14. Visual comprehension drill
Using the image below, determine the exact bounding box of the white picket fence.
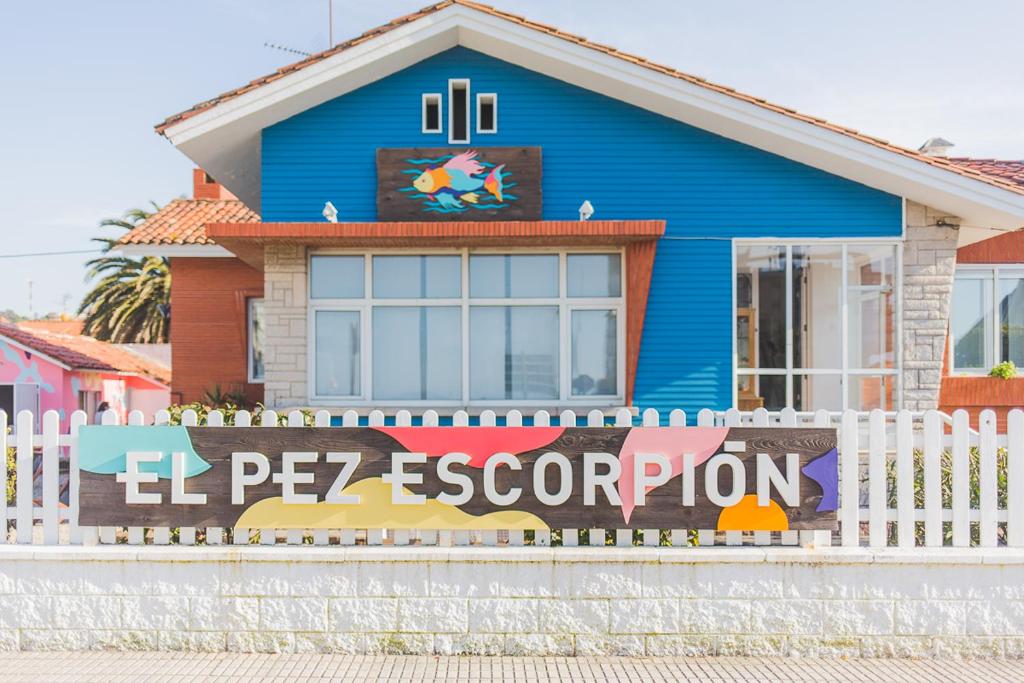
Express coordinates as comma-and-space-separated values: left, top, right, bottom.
1, 406, 1021, 549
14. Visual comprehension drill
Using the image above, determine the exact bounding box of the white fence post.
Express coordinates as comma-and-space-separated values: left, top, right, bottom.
41, 411, 60, 545
868, 409, 887, 548
952, 410, 970, 547
1010, 409, 1024, 547
259, 410, 278, 546
979, 409, 998, 548
923, 410, 942, 547
204, 410, 224, 546
840, 409, 859, 547
896, 410, 914, 549
232, 410, 252, 546
15, 411, 33, 544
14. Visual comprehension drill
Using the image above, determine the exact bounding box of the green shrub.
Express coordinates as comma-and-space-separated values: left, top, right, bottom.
989, 361, 1018, 379
164, 402, 317, 427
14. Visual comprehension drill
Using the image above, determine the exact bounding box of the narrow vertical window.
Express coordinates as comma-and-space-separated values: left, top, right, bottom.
448, 79, 469, 144
421, 93, 441, 134
248, 298, 265, 383
476, 93, 497, 133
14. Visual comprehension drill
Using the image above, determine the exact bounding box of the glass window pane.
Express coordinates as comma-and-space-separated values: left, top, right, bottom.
792, 245, 842, 369
567, 254, 622, 297
310, 256, 364, 299
749, 374, 786, 411
736, 245, 786, 369
315, 311, 360, 396
372, 307, 461, 400
373, 255, 460, 298
794, 373, 843, 412
470, 306, 558, 399
849, 289, 895, 369
571, 310, 618, 396
848, 245, 896, 289
1000, 275, 1024, 366
249, 299, 265, 382
848, 375, 895, 411
470, 255, 558, 298
952, 275, 992, 370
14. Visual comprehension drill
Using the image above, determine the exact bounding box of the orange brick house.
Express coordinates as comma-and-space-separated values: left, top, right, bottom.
119, 170, 262, 405
940, 159, 1024, 427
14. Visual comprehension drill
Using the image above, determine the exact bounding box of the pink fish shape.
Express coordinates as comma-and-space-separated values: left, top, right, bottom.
616, 427, 729, 524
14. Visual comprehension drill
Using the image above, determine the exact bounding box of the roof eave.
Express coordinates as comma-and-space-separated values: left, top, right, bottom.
159, 2, 1024, 231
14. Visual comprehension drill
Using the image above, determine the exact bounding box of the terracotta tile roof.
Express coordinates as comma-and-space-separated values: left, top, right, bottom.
0, 323, 171, 386
947, 158, 1024, 188
118, 198, 259, 247
155, 0, 1024, 198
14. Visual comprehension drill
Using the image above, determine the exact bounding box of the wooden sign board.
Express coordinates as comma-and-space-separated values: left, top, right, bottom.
78, 426, 838, 531
376, 147, 542, 221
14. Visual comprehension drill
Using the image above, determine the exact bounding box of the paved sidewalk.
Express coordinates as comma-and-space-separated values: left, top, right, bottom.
0, 653, 1021, 682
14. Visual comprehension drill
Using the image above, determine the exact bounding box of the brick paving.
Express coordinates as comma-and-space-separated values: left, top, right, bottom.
0, 653, 1021, 682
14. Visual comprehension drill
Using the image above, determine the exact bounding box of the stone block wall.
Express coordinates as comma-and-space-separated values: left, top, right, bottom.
902, 202, 959, 411
1, 546, 1024, 657
263, 245, 309, 409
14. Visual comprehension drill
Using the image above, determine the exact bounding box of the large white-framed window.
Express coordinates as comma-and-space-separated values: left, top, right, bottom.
951, 265, 1024, 373
308, 249, 625, 407
247, 298, 265, 384
734, 240, 901, 412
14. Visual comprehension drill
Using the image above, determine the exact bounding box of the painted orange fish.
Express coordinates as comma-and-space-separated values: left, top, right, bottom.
411, 151, 505, 209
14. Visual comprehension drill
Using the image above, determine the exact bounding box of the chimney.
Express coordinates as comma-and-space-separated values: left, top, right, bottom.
918, 137, 955, 157
192, 168, 237, 200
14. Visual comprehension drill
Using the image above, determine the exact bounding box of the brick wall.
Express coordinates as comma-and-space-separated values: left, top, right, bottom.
263, 245, 308, 409
1, 546, 1023, 656
170, 257, 264, 405
902, 202, 959, 411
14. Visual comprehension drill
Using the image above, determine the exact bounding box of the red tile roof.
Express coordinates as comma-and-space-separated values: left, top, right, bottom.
154, 0, 1024, 198
0, 323, 170, 385
117, 198, 258, 247
948, 159, 1024, 188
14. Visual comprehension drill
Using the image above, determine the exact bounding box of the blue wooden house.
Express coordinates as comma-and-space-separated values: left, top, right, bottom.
121, 1, 1024, 420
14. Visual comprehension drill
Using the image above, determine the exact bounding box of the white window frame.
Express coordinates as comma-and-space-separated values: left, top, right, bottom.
732, 238, 903, 411
448, 79, 470, 144
950, 264, 1024, 374
307, 248, 626, 409
421, 93, 442, 134
247, 297, 265, 384
476, 93, 497, 134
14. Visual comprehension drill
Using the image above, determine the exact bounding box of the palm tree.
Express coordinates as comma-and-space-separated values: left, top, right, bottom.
77, 203, 170, 343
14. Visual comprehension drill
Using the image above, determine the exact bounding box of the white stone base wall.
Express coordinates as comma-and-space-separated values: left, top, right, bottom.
1, 547, 1024, 657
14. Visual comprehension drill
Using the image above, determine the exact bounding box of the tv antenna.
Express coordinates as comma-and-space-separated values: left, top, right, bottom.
263, 0, 336, 58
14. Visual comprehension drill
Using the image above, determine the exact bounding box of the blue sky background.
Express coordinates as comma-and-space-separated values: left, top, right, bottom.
1, 0, 1022, 317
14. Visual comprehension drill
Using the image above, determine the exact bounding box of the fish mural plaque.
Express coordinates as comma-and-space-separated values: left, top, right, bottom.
78, 425, 838, 531
376, 147, 542, 221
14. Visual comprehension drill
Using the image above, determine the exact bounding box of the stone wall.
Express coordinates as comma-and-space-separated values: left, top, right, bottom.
902, 202, 959, 411
1, 546, 1023, 657
263, 244, 309, 409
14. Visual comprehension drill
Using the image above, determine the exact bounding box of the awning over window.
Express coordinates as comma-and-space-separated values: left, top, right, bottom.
207, 220, 664, 405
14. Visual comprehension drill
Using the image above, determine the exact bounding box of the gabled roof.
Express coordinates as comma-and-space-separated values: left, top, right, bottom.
156, 0, 1024, 202
948, 159, 1024, 188
0, 323, 171, 386
118, 198, 258, 247
155, 0, 1024, 234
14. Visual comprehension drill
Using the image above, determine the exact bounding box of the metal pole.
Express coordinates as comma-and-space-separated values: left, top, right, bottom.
328, 0, 333, 47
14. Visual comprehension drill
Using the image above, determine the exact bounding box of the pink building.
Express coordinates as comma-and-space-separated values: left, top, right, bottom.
0, 322, 170, 429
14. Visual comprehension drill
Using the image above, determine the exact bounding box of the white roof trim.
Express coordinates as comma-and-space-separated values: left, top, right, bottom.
116, 244, 235, 258
162, 3, 1024, 230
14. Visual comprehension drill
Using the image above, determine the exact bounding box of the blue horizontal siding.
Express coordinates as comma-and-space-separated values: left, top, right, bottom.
262, 47, 902, 419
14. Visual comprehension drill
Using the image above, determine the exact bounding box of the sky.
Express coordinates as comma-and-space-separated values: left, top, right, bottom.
1, 0, 1022, 317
